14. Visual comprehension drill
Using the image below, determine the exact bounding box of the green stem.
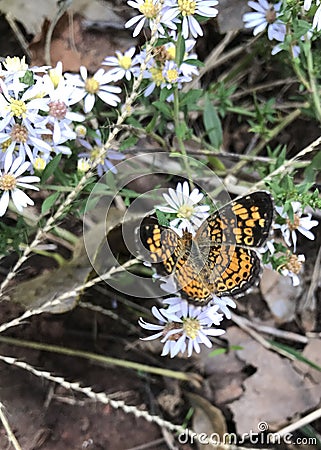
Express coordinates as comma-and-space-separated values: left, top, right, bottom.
0, 335, 195, 382
172, 33, 193, 184
305, 39, 321, 122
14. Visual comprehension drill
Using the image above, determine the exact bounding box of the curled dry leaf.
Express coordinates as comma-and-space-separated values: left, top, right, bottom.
227, 327, 319, 434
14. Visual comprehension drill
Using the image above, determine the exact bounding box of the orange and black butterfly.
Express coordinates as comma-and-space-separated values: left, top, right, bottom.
138, 191, 274, 305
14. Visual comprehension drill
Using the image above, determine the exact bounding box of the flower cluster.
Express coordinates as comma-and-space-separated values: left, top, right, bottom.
260, 201, 318, 286
102, 32, 198, 100
0, 56, 124, 216
243, 0, 319, 57
125, 0, 219, 39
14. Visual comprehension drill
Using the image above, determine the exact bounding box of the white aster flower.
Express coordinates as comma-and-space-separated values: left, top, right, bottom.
158, 181, 210, 235
312, 3, 321, 30
259, 238, 276, 256
66, 66, 121, 113
165, 32, 199, 77
2, 56, 28, 74
209, 295, 236, 320
139, 300, 224, 357
0, 78, 49, 126
125, 0, 166, 37
274, 202, 318, 252
280, 254, 305, 287
0, 156, 40, 216
103, 47, 140, 81
243, 0, 285, 40
162, 60, 192, 88
162, 0, 219, 39
78, 130, 124, 175
143, 65, 165, 97
0, 120, 52, 164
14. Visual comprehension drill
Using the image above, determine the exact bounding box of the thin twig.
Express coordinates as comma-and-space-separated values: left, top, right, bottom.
273, 407, 321, 438
0, 401, 23, 450
45, 0, 73, 65
183, 30, 239, 91
231, 312, 301, 362
5, 13, 32, 59
239, 317, 308, 345
0, 259, 139, 334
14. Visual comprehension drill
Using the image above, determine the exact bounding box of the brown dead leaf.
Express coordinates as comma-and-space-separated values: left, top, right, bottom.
29, 13, 136, 72
227, 327, 320, 434
260, 267, 300, 323
186, 392, 227, 450
293, 338, 321, 384
216, 0, 249, 33
201, 347, 246, 405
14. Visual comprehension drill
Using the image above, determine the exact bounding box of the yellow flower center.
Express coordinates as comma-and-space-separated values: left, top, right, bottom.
139, 0, 160, 18
9, 98, 27, 118
150, 67, 165, 86
178, 0, 196, 16
0, 174, 16, 191
90, 146, 104, 164
85, 77, 100, 94
286, 214, 300, 231
75, 124, 87, 138
33, 157, 46, 171
285, 254, 303, 274
118, 55, 132, 70
183, 318, 200, 340
165, 68, 179, 83
177, 204, 194, 219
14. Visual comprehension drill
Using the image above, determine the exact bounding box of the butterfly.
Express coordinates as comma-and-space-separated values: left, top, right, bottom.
138, 191, 274, 305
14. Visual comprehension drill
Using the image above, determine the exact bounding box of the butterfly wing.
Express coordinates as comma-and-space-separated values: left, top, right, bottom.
201, 244, 261, 298
139, 221, 190, 275
196, 191, 274, 248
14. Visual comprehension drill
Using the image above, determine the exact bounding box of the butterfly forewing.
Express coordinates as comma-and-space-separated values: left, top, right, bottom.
196, 191, 274, 248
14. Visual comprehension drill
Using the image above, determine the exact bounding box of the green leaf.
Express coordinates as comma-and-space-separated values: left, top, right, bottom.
120, 135, 138, 150
176, 33, 186, 66
175, 122, 188, 140
180, 89, 203, 108
41, 192, 60, 214
209, 345, 243, 357
155, 209, 170, 227
152, 100, 172, 118
183, 58, 204, 67
203, 95, 223, 149
41, 154, 62, 183
19, 70, 34, 86
270, 340, 321, 371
